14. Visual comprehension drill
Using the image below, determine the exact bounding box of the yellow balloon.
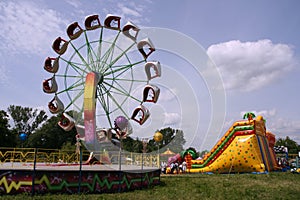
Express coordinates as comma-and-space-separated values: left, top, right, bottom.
153, 132, 163, 142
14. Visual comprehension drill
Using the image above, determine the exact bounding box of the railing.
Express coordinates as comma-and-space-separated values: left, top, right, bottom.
0, 147, 160, 168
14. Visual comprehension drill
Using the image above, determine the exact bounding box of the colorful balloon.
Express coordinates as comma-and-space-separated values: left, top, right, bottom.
19, 133, 27, 141
153, 132, 163, 142
114, 116, 128, 130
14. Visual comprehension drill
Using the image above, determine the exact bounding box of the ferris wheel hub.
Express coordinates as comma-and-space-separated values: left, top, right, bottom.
97, 73, 104, 85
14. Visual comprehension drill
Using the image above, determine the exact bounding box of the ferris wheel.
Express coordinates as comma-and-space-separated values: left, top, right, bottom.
42, 14, 161, 148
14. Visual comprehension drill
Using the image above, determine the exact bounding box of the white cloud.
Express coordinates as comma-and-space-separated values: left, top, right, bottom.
0, 63, 9, 85
65, 0, 81, 8
158, 87, 178, 102
114, 1, 149, 24
236, 109, 300, 145
0, 1, 67, 56
163, 112, 181, 125
207, 39, 297, 91
0, 0, 152, 57
118, 3, 141, 17
239, 109, 277, 119
268, 118, 300, 145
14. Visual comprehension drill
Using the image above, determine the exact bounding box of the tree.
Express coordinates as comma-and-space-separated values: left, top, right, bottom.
275, 136, 299, 154
61, 141, 76, 152
147, 127, 186, 153
7, 105, 48, 134
168, 129, 186, 153
0, 110, 16, 147
243, 112, 256, 120
26, 114, 77, 149
186, 147, 199, 158
156, 127, 175, 147
122, 137, 143, 153
121, 127, 186, 154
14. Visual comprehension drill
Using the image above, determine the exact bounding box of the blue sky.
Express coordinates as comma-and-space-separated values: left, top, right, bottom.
0, 0, 300, 151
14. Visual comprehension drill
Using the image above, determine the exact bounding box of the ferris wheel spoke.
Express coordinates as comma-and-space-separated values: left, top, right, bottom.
100, 44, 116, 70
83, 31, 98, 71
100, 82, 131, 110
102, 42, 136, 73
69, 41, 93, 72
97, 85, 116, 127
103, 80, 142, 103
106, 77, 147, 83
99, 31, 121, 69
96, 28, 104, 70
56, 87, 83, 95
106, 89, 131, 119
103, 64, 132, 77
65, 81, 85, 92
102, 80, 129, 97
96, 86, 110, 114
60, 57, 89, 75
56, 79, 84, 94
104, 60, 145, 77
63, 89, 84, 111
55, 74, 83, 79
100, 96, 115, 127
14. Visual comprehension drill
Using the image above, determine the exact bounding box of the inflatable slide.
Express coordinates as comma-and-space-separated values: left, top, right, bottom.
167, 115, 280, 174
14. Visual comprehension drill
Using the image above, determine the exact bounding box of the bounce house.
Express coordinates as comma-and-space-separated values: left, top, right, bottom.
167, 114, 281, 174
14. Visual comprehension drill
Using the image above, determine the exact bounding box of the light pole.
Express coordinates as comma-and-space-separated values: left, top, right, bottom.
141, 138, 149, 171
114, 116, 132, 171
153, 132, 163, 168
75, 133, 82, 194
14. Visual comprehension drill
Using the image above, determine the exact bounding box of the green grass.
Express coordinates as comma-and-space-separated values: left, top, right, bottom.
1, 172, 300, 200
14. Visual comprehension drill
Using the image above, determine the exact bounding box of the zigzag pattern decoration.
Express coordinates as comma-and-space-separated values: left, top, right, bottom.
0, 176, 32, 193
0, 170, 160, 194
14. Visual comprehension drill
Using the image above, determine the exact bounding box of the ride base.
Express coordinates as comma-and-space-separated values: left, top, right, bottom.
0, 163, 160, 195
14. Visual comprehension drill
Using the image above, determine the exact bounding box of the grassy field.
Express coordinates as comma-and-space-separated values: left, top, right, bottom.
1, 172, 300, 200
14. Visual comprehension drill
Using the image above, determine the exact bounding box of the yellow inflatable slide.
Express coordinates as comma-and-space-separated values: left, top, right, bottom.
185, 115, 280, 173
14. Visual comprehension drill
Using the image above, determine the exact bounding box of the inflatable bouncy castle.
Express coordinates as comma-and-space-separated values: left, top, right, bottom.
166, 114, 281, 174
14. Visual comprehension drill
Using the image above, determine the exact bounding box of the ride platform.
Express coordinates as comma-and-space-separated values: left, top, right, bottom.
0, 162, 160, 195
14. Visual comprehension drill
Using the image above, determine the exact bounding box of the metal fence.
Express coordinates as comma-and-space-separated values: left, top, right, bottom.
0, 147, 160, 168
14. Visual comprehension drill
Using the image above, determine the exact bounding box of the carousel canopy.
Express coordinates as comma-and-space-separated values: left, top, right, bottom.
160, 148, 175, 156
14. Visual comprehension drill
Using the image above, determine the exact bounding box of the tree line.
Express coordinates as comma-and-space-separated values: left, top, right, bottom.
0, 105, 186, 154
1, 105, 299, 155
